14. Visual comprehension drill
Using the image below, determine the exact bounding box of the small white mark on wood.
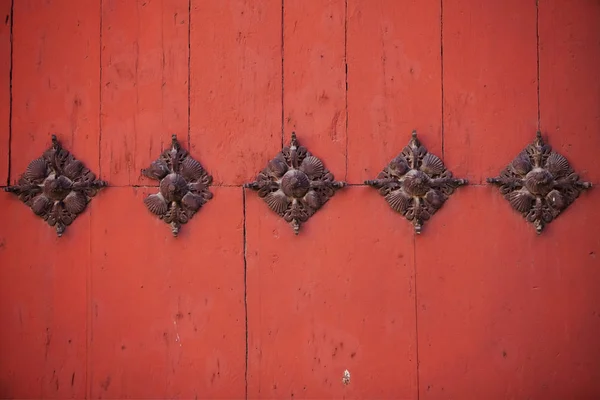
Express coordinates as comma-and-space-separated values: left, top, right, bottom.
173, 320, 182, 347
342, 369, 350, 385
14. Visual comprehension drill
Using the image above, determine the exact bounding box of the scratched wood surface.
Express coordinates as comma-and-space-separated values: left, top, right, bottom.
0, 0, 9, 185
417, 1, 600, 399
100, 0, 189, 186
189, 0, 282, 185
539, 0, 600, 183
282, 0, 347, 180
347, 0, 442, 184
441, 0, 539, 184
245, 1, 353, 397
89, 187, 245, 399
0, 0, 599, 399
0, 0, 100, 398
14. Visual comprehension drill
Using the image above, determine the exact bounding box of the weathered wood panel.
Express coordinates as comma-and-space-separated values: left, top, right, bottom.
0, 0, 599, 398
100, 0, 189, 186
246, 1, 353, 398
189, 0, 281, 185
416, 187, 600, 399
1, 1, 101, 398
0, 0, 10, 184
418, 1, 600, 397
90, 187, 245, 398
282, 0, 346, 180
539, 0, 600, 184
347, 0, 442, 184
246, 188, 417, 398
441, 0, 538, 183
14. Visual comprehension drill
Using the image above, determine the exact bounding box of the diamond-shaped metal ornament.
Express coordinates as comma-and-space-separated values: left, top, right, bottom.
245, 132, 346, 235
141, 135, 213, 236
4, 134, 107, 236
487, 131, 591, 234
365, 131, 467, 234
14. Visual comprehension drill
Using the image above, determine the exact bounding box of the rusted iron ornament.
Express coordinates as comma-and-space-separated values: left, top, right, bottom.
5, 131, 591, 238
4, 135, 107, 236
366, 131, 467, 234
245, 132, 345, 234
141, 135, 213, 236
487, 131, 591, 234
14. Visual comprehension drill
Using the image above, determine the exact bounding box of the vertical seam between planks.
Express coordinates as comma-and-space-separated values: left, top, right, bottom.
344, 0, 348, 181
440, 0, 445, 161
86, 201, 93, 399
413, 233, 420, 400
98, 0, 103, 178
88, 1, 102, 398
133, 4, 140, 184
160, 0, 165, 142
242, 188, 249, 400
7, 0, 13, 185
187, 0, 191, 149
535, 0, 541, 131
280, 0, 284, 148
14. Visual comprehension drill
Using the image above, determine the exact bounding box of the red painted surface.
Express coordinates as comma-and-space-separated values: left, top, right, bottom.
0, 0, 599, 399
0, 0, 9, 184
189, 0, 282, 185
101, 0, 189, 186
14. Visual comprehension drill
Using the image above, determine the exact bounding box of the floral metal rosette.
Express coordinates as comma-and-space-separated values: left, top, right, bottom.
487, 132, 591, 234
141, 135, 213, 236
4, 135, 107, 236
245, 132, 345, 234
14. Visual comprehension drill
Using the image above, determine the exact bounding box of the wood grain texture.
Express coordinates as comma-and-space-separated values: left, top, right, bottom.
417, 187, 600, 399
347, 0, 442, 184
101, 0, 189, 186
539, 0, 600, 183
189, 0, 281, 185
0, 1, 599, 398
0, 0, 10, 184
283, 0, 346, 181
442, 0, 538, 184
246, 187, 417, 399
11, 0, 100, 176
90, 187, 245, 399
1, 2, 100, 397
0, 196, 93, 399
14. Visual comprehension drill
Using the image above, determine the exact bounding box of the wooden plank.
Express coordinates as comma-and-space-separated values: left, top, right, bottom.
100, 0, 189, 186
246, 188, 417, 398
189, 0, 281, 185
0, 199, 92, 399
90, 187, 245, 398
0, 0, 10, 184
10, 0, 100, 175
539, 0, 600, 183
283, 0, 346, 180
347, 0, 442, 184
416, 187, 600, 398
442, 0, 538, 183
0, 1, 100, 397
417, 2, 541, 397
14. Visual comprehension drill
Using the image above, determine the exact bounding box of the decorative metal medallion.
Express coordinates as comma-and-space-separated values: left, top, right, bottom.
487, 131, 591, 234
365, 131, 467, 234
141, 134, 213, 236
4, 135, 107, 236
245, 132, 345, 235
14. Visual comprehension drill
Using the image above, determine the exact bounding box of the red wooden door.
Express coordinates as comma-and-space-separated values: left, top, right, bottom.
0, 0, 599, 399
